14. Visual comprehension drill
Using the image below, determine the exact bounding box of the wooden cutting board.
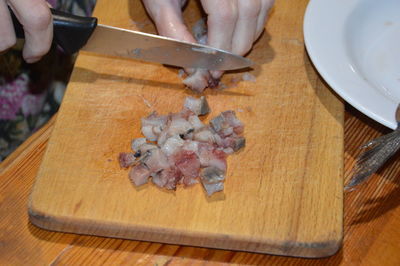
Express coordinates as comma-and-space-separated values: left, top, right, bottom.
29, 0, 344, 258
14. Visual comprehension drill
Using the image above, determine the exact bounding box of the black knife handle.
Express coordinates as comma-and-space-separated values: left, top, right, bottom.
9, 7, 97, 54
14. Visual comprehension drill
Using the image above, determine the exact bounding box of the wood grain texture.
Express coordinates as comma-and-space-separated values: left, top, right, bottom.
27, 0, 343, 258
1, 106, 399, 265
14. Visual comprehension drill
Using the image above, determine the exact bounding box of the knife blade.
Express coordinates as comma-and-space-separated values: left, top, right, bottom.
9, 8, 253, 71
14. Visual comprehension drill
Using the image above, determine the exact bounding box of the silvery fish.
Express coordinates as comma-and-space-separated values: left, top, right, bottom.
346, 104, 400, 189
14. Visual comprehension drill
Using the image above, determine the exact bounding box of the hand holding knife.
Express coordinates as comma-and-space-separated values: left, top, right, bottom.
6, 7, 252, 71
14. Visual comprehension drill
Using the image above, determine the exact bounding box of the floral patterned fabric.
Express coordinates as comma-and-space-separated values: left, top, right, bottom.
0, 0, 96, 161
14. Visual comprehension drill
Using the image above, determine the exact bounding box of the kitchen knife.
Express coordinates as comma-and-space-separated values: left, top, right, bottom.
9, 8, 253, 71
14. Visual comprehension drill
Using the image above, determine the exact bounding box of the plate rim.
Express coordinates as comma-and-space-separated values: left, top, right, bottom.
303, 0, 398, 130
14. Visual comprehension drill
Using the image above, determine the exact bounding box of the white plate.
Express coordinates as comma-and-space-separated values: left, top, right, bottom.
304, 0, 400, 129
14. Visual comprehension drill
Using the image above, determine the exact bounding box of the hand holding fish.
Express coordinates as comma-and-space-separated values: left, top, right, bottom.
142, 0, 274, 91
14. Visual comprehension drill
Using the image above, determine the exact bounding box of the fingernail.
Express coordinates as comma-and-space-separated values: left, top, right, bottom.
25, 56, 41, 64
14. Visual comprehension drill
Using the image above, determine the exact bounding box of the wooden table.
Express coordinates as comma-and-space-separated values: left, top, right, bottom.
1, 1, 400, 265
1, 105, 399, 265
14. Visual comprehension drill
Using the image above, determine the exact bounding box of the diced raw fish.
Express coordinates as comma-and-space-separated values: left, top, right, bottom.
141, 148, 170, 173
242, 72, 256, 82
123, 96, 245, 197
141, 125, 158, 141
168, 117, 193, 136
141, 112, 167, 128
202, 182, 224, 196
161, 135, 184, 156
197, 144, 227, 172
188, 115, 204, 131
129, 164, 150, 186
118, 152, 136, 168
174, 150, 201, 179
159, 166, 182, 190
183, 69, 211, 93
139, 143, 158, 154
210, 110, 244, 135
194, 128, 215, 143
221, 111, 244, 134
131, 137, 147, 152
182, 140, 199, 153
223, 136, 246, 151
200, 166, 226, 184
184, 96, 210, 116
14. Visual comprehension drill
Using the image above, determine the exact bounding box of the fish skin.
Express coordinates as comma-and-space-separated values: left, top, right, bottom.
346, 104, 400, 189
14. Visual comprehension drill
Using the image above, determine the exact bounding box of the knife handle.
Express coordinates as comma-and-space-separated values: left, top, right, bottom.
9, 7, 97, 54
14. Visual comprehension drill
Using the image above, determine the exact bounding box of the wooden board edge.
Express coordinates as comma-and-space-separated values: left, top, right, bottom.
0, 115, 56, 173
27, 200, 342, 258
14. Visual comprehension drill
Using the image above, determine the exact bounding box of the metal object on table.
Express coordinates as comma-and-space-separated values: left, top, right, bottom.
346, 104, 400, 189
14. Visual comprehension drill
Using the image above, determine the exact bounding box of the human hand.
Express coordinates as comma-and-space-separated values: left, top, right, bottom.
142, 0, 274, 79
0, 0, 52, 63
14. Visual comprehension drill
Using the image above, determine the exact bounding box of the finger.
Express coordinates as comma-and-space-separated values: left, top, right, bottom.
0, 1, 17, 52
142, 0, 197, 76
231, 0, 261, 56
142, 0, 196, 43
255, 0, 274, 39
201, 0, 238, 51
201, 0, 238, 79
8, 0, 52, 63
